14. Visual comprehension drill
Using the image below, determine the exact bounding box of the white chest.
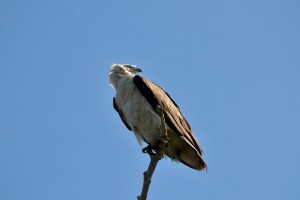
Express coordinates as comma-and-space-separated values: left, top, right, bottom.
115, 77, 161, 144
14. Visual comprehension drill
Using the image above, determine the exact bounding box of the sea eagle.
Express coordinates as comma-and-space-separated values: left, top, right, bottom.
109, 64, 207, 171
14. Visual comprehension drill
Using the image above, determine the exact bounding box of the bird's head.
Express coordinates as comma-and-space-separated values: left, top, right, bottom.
114, 64, 142, 74
109, 63, 143, 88
122, 64, 143, 74
109, 63, 142, 77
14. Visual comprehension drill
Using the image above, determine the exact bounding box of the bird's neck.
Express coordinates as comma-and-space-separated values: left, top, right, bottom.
109, 72, 134, 89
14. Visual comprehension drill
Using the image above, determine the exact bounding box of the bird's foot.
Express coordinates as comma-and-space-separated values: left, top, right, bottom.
142, 145, 156, 155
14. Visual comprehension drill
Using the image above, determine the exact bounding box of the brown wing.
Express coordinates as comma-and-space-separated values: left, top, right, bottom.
133, 75, 203, 155
113, 97, 132, 131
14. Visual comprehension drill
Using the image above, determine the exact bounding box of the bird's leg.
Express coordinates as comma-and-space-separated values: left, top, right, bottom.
142, 138, 167, 156
158, 136, 169, 149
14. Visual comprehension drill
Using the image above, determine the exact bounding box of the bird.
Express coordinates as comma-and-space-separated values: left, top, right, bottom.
109, 64, 207, 171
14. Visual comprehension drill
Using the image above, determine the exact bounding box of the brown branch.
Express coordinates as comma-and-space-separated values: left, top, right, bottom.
137, 106, 168, 200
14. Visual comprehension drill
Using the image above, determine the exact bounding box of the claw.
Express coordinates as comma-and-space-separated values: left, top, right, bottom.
142, 145, 155, 155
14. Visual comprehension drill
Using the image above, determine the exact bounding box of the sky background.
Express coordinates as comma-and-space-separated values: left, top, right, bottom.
1, 0, 300, 199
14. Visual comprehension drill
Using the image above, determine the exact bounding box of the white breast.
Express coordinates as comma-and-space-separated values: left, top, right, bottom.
115, 77, 161, 145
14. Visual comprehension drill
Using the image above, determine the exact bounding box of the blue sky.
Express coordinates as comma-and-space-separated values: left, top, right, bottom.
1, 0, 300, 199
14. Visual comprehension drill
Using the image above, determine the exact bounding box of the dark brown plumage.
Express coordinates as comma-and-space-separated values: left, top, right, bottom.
133, 75, 207, 170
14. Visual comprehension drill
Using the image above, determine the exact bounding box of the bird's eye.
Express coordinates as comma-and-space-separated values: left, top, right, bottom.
124, 64, 132, 68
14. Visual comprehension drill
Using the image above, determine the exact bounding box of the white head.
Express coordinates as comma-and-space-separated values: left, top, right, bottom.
109, 63, 143, 89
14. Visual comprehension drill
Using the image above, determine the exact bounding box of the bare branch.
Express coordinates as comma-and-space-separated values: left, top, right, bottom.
137, 106, 168, 200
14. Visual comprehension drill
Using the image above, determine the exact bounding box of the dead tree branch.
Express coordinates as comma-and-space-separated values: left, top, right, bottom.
137, 106, 168, 200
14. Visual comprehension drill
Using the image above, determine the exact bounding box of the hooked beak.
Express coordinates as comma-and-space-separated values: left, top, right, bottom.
136, 67, 143, 73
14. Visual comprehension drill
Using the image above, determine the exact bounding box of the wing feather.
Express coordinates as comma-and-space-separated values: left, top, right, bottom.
113, 97, 132, 131
133, 75, 203, 155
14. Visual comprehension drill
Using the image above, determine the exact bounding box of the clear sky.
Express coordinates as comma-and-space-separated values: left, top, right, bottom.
1, 0, 300, 199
